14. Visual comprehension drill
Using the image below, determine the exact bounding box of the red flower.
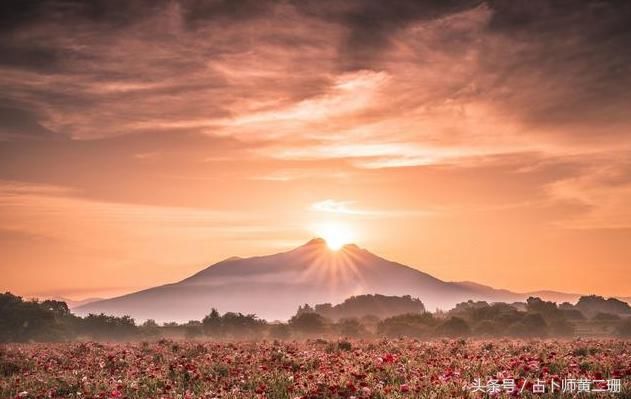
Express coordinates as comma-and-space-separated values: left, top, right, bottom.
255, 384, 267, 394
382, 353, 397, 363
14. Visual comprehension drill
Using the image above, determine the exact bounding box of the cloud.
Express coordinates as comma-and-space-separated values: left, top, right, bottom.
2, 0, 629, 153
0, 100, 62, 139
0, 0, 168, 32
311, 200, 364, 215
476, 0, 631, 136
310, 199, 433, 218
545, 154, 631, 229
294, 0, 483, 70
181, 0, 273, 27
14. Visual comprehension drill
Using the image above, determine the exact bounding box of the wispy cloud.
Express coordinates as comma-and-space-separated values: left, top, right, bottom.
310, 199, 433, 218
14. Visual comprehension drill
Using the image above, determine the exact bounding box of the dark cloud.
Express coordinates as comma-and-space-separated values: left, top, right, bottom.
181, 0, 273, 28
0, 0, 274, 33
480, 0, 631, 134
0, 0, 166, 32
294, 0, 482, 70
0, 0, 48, 33
1, 0, 630, 143
0, 42, 55, 65
0, 100, 62, 139
340, 0, 482, 70
0, 0, 166, 73
0, 42, 65, 71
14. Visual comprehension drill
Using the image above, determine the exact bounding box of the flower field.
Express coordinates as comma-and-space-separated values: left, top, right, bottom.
1, 339, 629, 399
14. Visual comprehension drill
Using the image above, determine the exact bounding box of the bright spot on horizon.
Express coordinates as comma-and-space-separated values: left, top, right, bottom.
313, 221, 354, 250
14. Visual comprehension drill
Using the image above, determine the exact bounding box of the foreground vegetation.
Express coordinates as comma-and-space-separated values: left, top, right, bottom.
1, 339, 629, 398
2, 293, 630, 398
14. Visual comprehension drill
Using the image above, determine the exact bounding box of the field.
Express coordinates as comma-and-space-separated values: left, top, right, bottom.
1, 339, 629, 399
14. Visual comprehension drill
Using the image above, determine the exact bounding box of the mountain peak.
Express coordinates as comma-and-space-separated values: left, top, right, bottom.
302, 237, 360, 251
304, 237, 327, 246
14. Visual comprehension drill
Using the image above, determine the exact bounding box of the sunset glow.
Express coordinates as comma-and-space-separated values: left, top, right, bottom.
313, 222, 355, 251
0, 0, 630, 302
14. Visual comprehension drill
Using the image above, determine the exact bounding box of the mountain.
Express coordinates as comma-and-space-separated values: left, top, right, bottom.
451, 281, 585, 304
74, 238, 620, 322
54, 297, 104, 309
26, 296, 104, 309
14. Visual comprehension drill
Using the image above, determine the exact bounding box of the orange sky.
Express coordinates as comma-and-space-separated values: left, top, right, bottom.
1, 1, 631, 300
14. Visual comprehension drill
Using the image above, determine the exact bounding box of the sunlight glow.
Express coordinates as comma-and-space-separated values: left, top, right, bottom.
314, 221, 354, 250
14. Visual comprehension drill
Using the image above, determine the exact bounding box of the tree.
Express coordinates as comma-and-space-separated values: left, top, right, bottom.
473, 320, 501, 337
80, 313, 138, 340
576, 295, 631, 316
560, 309, 585, 320
526, 297, 574, 336
0, 292, 76, 342
526, 297, 559, 317
305, 294, 425, 321
221, 312, 266, 338
377, 313, 436, 338
41, 300, 70, 316
202, 308, 222, 337
508, 313, 548, 337
289, 312, 327, 335
337, 318, 369, 338
141, 319, 160, 338
436, 317, 470, 337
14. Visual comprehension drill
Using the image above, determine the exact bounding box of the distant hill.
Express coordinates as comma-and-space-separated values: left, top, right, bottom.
28, 296, 103, 309
75, 238, 630, 322
451, 281, 588, 304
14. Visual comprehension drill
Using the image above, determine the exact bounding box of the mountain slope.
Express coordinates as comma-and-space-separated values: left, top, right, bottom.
73, 239, 603, 322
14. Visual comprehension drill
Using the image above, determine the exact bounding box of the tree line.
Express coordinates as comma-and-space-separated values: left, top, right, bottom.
1, 292, 630, 342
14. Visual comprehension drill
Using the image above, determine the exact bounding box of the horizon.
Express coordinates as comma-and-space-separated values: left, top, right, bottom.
2, 1, 631, 302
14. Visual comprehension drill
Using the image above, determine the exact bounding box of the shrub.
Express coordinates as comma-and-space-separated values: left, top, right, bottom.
377, 313, 435, 338
269, 324, 291, 340
617, 319, 631, 337
289, 312, 327, 335
436, 317, 470, 337
508, 313, 548, 337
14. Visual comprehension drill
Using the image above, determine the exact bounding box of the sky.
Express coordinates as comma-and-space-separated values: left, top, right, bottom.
1, 0, 631, 300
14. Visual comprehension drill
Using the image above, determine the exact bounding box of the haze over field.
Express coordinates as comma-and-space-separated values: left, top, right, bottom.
1, 0, 631, 303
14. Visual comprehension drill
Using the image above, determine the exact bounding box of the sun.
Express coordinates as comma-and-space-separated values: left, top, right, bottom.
314, 221, 354, 250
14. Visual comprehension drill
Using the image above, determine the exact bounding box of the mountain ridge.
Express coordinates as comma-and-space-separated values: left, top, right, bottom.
75, 239, 629, 322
